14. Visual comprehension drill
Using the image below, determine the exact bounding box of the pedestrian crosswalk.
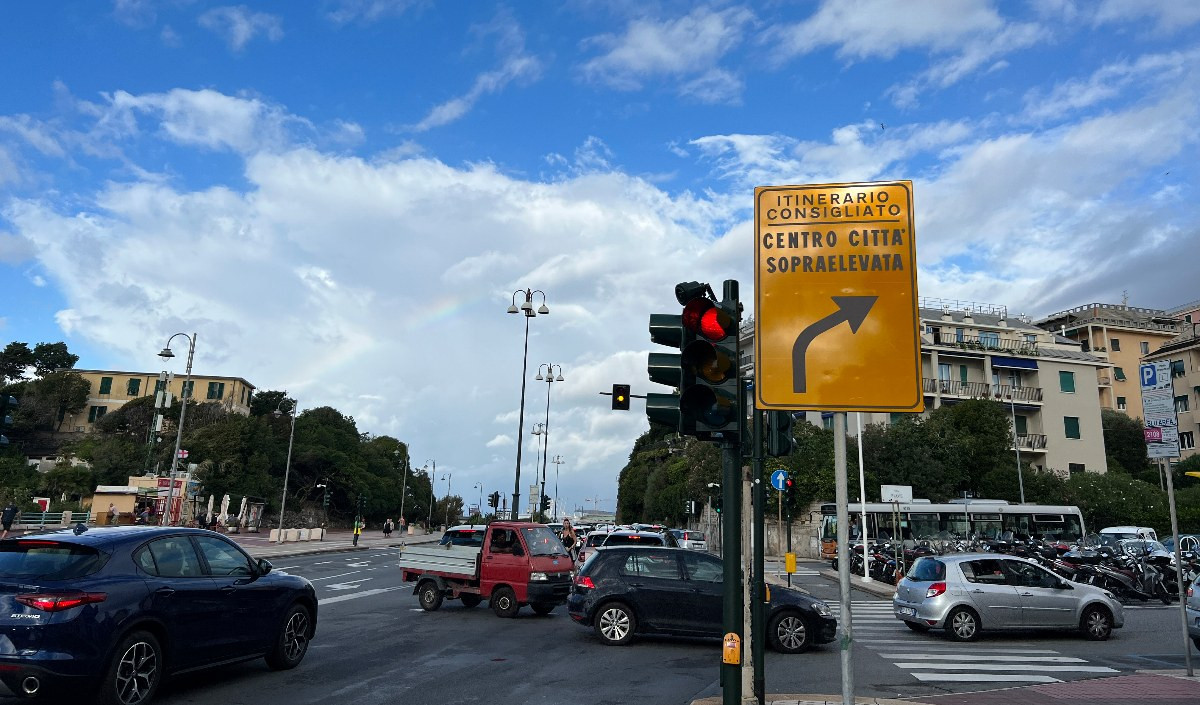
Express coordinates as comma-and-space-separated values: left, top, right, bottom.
824, 601, 1118, 684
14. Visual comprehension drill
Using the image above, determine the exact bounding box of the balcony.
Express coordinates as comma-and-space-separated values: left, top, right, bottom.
929, 333, 1039, 355
1098, 375, 1111, 386
924, 378, 1044, 404
1015, 433, 1048, 451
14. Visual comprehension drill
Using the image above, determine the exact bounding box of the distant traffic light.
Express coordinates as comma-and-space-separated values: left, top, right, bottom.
540, 494, 551, 512
611, 383, 631, 411
712, 494, 722, 514
766, 410, 795, 457
488, 491, 500, 508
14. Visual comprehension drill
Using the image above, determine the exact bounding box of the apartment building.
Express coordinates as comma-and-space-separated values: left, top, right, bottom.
741, 298, 1109, 476
1034, 303, 1181, 417
1142, 331, 1200, 462
67, 369, 256, 433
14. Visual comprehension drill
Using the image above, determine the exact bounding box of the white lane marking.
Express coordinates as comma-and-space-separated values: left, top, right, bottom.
309, 571, 363, 582
894, 663, 1117, 673
314, 561, 332, 565
326, 579, 373, 591
865, 644, 1061, 653
346, 562, 370, 567
912, 674, 1061, 683
319, 586, 405, 605
881, 654, 1085, 663
277, 566, 300, 571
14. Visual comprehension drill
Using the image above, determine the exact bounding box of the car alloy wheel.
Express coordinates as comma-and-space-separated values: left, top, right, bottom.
1082, 606, 1112, 641
947, 608, 980, 641
114, 638, 158, 705
595, 603, 636, 645
283, 609, 310, 662
770, 613, 811, 653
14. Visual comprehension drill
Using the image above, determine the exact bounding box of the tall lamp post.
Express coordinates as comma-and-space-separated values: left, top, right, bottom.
996, 391, 1025, 503
531, 423, 546, 520
395, 448, 409, 530
157, 332, 196, 526
534, 363, 563, 524
473, 482, 483, 519
423, 460, 436, 528
441, 473, 452, 526
507, 288, 548, 519
551, 455, 565, 521
273, 397, 298, 543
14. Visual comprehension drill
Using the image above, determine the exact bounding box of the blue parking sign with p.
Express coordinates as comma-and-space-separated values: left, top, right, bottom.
1141, 364, 1156, 387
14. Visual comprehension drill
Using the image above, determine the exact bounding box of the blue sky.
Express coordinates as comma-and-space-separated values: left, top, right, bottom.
1, 1, 1198, 512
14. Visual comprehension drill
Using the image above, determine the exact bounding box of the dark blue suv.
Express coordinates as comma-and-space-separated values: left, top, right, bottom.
0, 526, 317, 705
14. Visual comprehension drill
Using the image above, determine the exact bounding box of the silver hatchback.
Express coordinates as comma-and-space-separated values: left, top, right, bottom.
892, 553, 1124, 641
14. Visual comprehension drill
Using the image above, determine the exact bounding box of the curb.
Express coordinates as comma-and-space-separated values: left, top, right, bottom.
818, 569, 896, 599
691, 695, 932, 705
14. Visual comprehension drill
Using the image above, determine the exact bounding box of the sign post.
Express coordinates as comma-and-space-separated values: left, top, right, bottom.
754, 181, 923, 705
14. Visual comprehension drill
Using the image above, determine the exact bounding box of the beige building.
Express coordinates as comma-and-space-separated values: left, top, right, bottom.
1143, 331, 1199, 463
1035, 303, 1181, 418
66, 369, 255, 433
741, 298, 1110, 476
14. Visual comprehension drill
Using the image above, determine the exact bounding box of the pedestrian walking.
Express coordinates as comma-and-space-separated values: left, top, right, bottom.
383, 518, 394, 538
560, 518, 578, 561
1, 498, 19, 540
108, 503, 118, 525
353, 515, 364, 546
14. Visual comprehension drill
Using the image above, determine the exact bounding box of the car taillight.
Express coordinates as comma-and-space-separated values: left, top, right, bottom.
16, 592, 107, 612
575, 576, 595, 590
925, 582, 947, 599
1189, 586, 1194, 598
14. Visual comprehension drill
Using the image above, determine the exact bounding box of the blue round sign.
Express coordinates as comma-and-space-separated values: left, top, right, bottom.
770, 469, 789, 491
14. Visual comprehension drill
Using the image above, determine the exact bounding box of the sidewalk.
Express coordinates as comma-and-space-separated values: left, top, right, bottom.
225, 528, 442, 559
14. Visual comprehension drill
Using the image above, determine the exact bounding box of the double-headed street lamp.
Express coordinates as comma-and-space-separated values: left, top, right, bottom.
273, 397, 298, 543
441, 473, 452, 526
551, 455, 565, 521
507, 288, 548, 520
534, 363, 563, 523
157, 332, 196, 526
423, 459, 436, 526
473, 482, 483, 518
395, 449, 409, 529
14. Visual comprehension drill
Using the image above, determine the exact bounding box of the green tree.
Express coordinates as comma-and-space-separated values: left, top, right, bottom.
0, 342, 34, 382
249, 389, 291, 417
1101, 409, 1149, 474
928, 399, 1013, 497
25, 370, 91, 431
1065, 471, 1166, 534
861, 417, 965, 501
31, 342, 79, 377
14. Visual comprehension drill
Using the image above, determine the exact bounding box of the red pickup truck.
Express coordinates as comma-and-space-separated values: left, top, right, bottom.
398, 522, 573, 617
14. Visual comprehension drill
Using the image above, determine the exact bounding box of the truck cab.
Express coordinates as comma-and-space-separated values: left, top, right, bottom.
400, 522, 573, 617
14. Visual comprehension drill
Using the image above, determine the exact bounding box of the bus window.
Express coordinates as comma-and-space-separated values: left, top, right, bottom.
941, 513, 969, 538
1004, 514, 1033, 540
971, 513, 1002, 539
821, 515, 837, 540
908, 513, 939, 540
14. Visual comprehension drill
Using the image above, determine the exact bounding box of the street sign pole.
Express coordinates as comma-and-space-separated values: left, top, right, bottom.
1164, 460, 1194, 677
834, 412, 854, 705
720, 439, 743, 705
752, 405, 765, 705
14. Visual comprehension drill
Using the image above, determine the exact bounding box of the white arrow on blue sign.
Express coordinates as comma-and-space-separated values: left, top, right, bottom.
770, 469, 789, 491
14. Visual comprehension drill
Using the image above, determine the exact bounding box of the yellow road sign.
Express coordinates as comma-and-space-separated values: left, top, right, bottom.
754, 181, 923, 412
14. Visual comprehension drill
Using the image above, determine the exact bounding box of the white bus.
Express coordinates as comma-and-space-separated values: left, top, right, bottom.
818, 499, 1086, 561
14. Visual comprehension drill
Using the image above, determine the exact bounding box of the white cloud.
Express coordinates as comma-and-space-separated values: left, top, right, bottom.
410, 13, 541, 131
1021, 49, 1200, 122
198, 6, 284, 52
1092, 0, 1200, 32
112, 0, 156, 27
579, 6, 754, 101
326, 0, 422, 25
486, 435, 514, 448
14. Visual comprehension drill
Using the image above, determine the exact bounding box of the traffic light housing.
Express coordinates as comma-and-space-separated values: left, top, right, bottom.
356, 494, 366, 515
322, 486, 331, 510
540, 494, 551, 512
611, 384, 630, 411
488, 491, 500, 508
0, 394, 16, 446
766, 410, 796, 457
647, 280, 741, 441
712, 494, 722, 514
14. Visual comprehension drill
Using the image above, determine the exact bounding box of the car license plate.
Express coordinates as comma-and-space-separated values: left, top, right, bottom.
896, 607, 916, 617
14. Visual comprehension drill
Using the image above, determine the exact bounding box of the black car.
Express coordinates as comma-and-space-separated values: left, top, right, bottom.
567, 546, 836, 652
0, 526, 317, 705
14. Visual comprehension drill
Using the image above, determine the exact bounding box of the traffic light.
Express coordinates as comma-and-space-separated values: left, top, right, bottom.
678, 283, 740, 439
322, 486, 330, 510
766, 410, 795, 457
488, 491, 500, 508
712, 494, 722, 514
540, 494, 551, 512
612, 383, 630, 411
0, 394, 16, 446
647, 280, 741, 441
357, 494, 366, 515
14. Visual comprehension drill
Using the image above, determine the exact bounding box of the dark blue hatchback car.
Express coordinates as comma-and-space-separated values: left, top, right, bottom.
0, 526, 317, 705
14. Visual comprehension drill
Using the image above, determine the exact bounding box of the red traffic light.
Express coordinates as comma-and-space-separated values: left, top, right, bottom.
681, 298, 735, 342
785, 477, 794, 489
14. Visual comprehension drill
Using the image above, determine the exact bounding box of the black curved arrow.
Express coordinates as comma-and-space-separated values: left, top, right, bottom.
792, 296, 878, 393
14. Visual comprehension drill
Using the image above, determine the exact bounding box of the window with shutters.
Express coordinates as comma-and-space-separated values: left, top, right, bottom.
1064, 416, 1081, 439
206, 382, 225, 400
1059, 371, 1075, 393
98, 376, 112, 394
126, 378, 141, 396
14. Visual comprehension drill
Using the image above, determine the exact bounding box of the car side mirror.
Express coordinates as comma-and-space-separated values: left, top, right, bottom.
1057, 581, 1072, 590
257, 558, 273, 576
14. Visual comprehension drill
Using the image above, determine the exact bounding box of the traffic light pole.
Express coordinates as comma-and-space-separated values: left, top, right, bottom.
720, 439, 743, 705
751, 405, 765, 705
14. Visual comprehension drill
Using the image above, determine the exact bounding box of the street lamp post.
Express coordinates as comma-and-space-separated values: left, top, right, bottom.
423, 460, 436, 527
273, 397, 298, 543
157, 333, 196, 526
535, 363, 563, 525
395, 449, 409, 530
473, 482, 483, 519
441, 473, 452, 526
531, 422, 546, 521
551, 455, 564, 521
507, 288, 548, 520
996, 391, 1026, 503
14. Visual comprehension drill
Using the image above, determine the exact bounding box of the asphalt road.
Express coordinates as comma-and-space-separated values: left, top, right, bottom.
146, 554, 1198, 705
